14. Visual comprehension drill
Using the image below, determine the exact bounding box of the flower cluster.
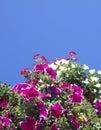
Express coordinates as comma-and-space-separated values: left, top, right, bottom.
0, 51, 101, 129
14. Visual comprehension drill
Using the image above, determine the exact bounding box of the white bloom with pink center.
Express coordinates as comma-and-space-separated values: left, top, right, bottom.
55, 59, 69, 65
48, 63, 57, 70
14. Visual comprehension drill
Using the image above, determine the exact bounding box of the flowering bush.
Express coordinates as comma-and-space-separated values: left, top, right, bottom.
0, 51, 101, 130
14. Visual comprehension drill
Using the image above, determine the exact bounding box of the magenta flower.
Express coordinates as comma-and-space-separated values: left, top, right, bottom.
69, 51, 77, 55
94, 99, 101, 114
0, 116, 11, 128
37, 101, 48, 118
51, 123, 59, 130
33, 54, 40, 59
20, 68, 29, 75
40, 93, 51, 99
50, 102, 62, 118
69, 93, 83, 104
48, 86, 61, 95
71, 85, 83, 95
41, 56, 50, 64
20, 116, 36, 130
46, 67, 57, 79
71, 115, 80, 129
59, 83, 70, 90
35, 64, 44, 73
0, 124, 3, 129
21, 86, 39, 100
12, 83, 30, 93
0, 98, 8, 108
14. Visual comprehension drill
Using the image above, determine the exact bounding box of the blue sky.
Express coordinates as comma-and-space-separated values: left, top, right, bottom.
0, 0, 101, 86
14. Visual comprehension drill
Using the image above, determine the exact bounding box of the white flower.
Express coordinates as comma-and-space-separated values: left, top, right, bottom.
83, 64, 89, 70
59, 66, 66, 71
99, 90, 101, 94
98, 70, 101, 75
56, 70, 62, 77
67, 68, 70, 71
71, 64, 76, 68
61, 59, 69, 64
48, 63, 57, 70
89, 69, 95, 74
66, 74, 69, 77
95, 83, 101, 88
39, 79, 43, 83
94, 89, 97, 93
55, 59, 69, 65
90, 77, 99, 82
83, 79, 89, 84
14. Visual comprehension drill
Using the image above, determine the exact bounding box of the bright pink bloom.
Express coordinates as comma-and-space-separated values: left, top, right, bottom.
69, 93, 83, 104
40, 93, 51, 99
20, 116, 36, 130
59, 83, 70, 90
12, 83, 30, 93
71, 115, 80, 129
94, 99, 101, 114
46, 67, 57, 79
21, 86, 39, 100
37, 101, 48, 118
51, 123, 59, 130
71, 85, 83, 95
0, 116, 11, 128
41, 56, 50, 64
35, 64, 44, 73
20, 68, 29, 75
0, 124, 3, 129
0, 98, 8, 108
48, 86, 61, 95
33, 54, 40, 59
26, 78, 38, 85
50, 102, 62, 118
69, 51, 77, 55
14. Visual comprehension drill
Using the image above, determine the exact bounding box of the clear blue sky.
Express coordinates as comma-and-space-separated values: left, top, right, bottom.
0, 1, 101, 86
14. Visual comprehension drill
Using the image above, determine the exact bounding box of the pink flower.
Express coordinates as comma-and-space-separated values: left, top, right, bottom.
37, 101, 48, 118
20, 116, 36, 130
51, 123, 59, 130
26, 78, 38, 85
46, 67, 57, 79
33, 54, 40, 59
0, 98, 8, 108
66, 51, 77, 61
35, 64, 44, 73
50, 102, 62, 118
59, 83, 70, 90
21, 86, 39, 100
20, 68, 29, 75
48, 86, 61, 95
12, 83, 30, 93
41, 56, 50, 64
71, 115, 80, 129
69, 51, 77, 55
0, 124, 3, 129
71, 85, 83, 95
94, 99, 101, 114
0, 116, 11, 128
40, 93, 51, 99
69, 93, 83, 104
